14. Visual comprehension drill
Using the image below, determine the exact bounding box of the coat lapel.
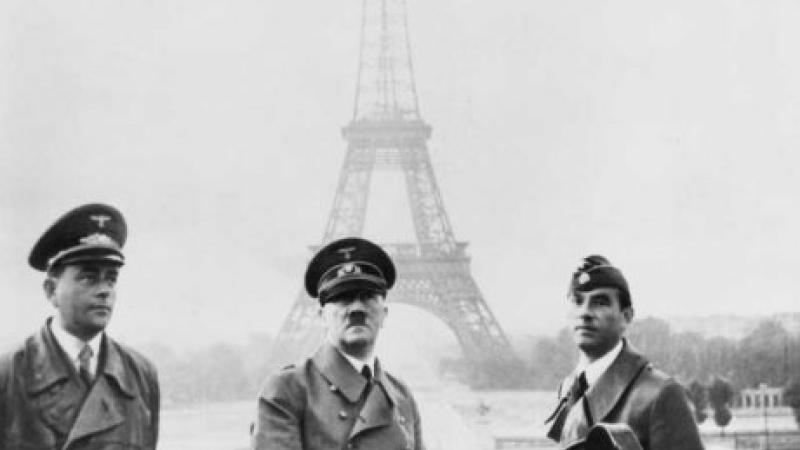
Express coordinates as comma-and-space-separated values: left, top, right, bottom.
62, 335, 134, 449
25, 323, 86, 436
349, 359, 395, 438
312, 344, 367, 403
26, 323, 72, 395
584, 341, 649, 424
547, 341, 650, 447
311, 345, 397, 438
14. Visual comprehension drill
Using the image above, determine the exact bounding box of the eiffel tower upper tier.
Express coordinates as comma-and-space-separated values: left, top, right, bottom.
343, 0, 432, 147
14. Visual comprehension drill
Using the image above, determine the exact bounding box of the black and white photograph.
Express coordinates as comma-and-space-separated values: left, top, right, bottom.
2, 1, 800, 449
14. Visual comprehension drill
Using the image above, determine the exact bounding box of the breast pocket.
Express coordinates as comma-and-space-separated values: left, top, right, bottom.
394, 410, 416, 450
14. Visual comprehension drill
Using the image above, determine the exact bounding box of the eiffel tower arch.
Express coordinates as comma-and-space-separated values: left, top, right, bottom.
270, 0, 529, 388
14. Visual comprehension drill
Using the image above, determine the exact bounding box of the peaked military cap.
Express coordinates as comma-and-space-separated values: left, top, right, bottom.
569, 254, 632, 307
305, 237, 396, 304
29, 203, 127, 271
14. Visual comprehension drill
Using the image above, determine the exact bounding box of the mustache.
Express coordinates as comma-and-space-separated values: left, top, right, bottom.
346, 311, 367, 326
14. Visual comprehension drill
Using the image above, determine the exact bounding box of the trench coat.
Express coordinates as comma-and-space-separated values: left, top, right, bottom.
252, 343, 425, 450
545, 341, 704, 450
0, 321, 160, 450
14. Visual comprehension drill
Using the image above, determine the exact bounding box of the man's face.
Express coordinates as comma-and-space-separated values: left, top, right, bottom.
45, 262, 120, 340
569, 287, 632, 360
321, 289, 387, 357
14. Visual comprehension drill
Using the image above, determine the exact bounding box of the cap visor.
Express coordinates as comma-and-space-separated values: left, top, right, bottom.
320, 278, 386, 304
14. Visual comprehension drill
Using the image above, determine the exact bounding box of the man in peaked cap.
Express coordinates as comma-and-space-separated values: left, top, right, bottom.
252, 237, 425, 450
0, 203, 160, 450
545, 255, 703, 450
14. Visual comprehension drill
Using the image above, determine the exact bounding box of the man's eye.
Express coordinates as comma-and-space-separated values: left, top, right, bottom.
593, 295, 611, 306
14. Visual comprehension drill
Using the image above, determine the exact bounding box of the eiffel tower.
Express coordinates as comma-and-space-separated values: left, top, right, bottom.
270, 0, 528, 388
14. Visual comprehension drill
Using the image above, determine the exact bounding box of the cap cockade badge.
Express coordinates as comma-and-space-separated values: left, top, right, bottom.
338, 262, 360, 277
578, 272, 591, 285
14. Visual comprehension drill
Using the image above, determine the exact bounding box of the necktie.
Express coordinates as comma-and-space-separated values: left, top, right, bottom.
570, 371, 588, 407
546, 371, 589, 441
361, 365, 372, 381
78, 344, 94, 386
574, 371, 594, 425
361, 365, 373, 398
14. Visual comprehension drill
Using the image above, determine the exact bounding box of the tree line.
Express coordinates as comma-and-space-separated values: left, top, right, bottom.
517, 317, 800, 392
136, 316, 800, 413
516, 317, 800, 428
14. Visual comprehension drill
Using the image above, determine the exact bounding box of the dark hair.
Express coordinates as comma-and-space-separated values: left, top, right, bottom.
46, 264, 66, 279
617, 289, 632, 310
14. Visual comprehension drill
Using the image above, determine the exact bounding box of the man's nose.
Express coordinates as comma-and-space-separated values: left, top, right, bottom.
572, 301, 592, 318
95, 282, 114, 299
347, 299, 368, 312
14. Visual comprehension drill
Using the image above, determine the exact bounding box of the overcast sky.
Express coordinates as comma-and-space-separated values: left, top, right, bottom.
2, 1, 799, 354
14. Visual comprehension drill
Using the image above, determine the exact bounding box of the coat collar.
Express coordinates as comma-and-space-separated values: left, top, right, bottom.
584, 339, 649, 423
545, 339, 650, 444
26, 320, 73, 395
313, 344, 368, 403
312, 344, 399, 405
26, 320, 135, 398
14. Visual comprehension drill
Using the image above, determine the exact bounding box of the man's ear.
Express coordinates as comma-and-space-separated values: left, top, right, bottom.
622, 307, 635, 323
318, 305, 328, 323
43, 278, 57, 304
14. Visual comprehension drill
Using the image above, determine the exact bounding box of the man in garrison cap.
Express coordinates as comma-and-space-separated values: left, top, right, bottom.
252, 237, 425, 450
544, 255, 703, 450
0, 203, 160, 450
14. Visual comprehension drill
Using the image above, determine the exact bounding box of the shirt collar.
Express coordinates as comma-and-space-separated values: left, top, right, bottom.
337, 348, 376, 376
576, 339, 624, 387
49, 315, 102, 373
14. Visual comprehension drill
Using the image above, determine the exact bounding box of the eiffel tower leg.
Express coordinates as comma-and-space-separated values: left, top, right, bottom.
403, 147, 457, 253
268, 291, 324, 368
323, 147, 375, 242
391, 256, 531, 388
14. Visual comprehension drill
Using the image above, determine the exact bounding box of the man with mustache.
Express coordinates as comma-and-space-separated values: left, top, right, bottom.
0, 203, 160, 450
545, 255, 703, 450
252, 237, 424, 450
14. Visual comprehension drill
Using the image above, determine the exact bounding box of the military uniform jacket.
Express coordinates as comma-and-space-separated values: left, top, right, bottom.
545, 341, 704, 450
0, 321, 160, 450
252, 344, 424, 450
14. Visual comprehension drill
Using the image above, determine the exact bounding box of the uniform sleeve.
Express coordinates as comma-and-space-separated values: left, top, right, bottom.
649, 381, 705, 450
0, 363, 7, 450
411, 394, 426, 450
149, 366, 161, 448
0, 352, 12, 450
251, 373, 304, 450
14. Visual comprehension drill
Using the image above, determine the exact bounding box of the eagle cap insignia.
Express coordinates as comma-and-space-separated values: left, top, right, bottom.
578, 272, 591, 285
337, 246, 357, 261
90, 214, 111, 228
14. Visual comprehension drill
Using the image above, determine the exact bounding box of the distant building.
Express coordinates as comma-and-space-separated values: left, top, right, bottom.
736, 383, 785, 410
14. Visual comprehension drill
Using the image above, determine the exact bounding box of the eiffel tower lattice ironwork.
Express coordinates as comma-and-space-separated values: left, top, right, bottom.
270, 0, 527, 387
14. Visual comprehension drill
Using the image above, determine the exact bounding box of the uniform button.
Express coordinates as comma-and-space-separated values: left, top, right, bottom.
330, 385, 337, 392
338, 410, 349, 419
398, 415, 406, 423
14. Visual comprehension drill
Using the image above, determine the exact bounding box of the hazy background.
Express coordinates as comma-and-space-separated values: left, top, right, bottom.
2, 0, 799, 358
